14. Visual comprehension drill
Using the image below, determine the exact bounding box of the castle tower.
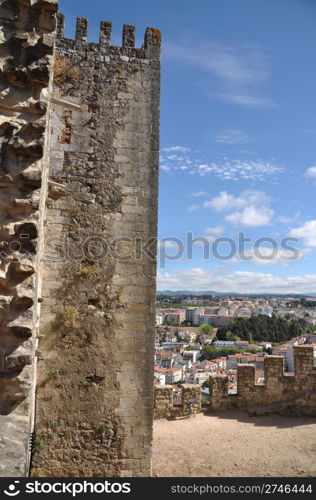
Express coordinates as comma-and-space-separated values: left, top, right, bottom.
31, 15, 160, 478
0, 2, 160, 478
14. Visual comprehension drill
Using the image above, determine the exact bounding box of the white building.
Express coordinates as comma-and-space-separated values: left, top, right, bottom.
254, 306, 273, 317
217, 307, 229, 316
213, 340, 235, 349
185, 307, 204, 325
236, 307, 252, 318
154, 368, 167, 385
182, 350, 200, 363
156, 313, 164, 325
186, 371, 209, 386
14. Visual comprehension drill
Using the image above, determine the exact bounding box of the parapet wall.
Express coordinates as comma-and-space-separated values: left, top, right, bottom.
154, 346, 316, 419
0, 0, 57, 477
31, 13, 160, 477
209, 346, 316, 416
56, 14, 161, 59
154, 385, 202, 419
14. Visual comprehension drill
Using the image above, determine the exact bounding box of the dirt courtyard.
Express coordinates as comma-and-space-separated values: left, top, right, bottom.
152, 410, 316, 477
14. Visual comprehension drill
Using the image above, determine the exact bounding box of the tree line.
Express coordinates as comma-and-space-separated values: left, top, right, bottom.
216, 315, 314, 343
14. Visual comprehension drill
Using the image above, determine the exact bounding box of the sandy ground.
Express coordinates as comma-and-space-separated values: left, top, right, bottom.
152, 410, 316, 477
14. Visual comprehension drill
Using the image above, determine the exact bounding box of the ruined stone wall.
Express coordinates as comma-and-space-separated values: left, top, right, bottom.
154, 385, 202, 419
154, 385, 174, 418
0, 0, 57, 477
182, 384, 201, 416
209, 346, 316, 416
31, 15, 160, 477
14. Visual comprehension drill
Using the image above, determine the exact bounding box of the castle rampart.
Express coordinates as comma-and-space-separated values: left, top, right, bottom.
209, 345, 316, 415
154, 346, 316, 419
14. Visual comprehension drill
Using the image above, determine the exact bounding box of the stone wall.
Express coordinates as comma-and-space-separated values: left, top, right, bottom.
209, 345, 316, 416
154, 386, 174, 418
0, 0, 57, 477
182, 384, 201, 416
154, 385, 202, 418
154, 346, 316, 419
31, 15, 160, 477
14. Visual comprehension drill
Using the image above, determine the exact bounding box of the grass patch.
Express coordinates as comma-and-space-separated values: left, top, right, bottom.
97, 421, 111, 434
32, 437, 43, 454
79, 264, 98, 277
61, 306, 80, 329
48, 369, 61, 380
53, 56, 79, 88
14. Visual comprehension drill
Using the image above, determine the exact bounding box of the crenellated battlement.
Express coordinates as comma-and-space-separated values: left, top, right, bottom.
154, 385, 202, 419
56, 13, 161, 58
154, 346, 316, 419
208, 345, 316, 416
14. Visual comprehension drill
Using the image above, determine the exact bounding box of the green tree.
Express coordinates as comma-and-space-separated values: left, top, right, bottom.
199, 324, 214, 335
216, 316, 308, 343
226, 330, 240, 341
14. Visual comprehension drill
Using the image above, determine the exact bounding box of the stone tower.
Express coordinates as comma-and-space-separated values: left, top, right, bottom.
0, 0, 160, 478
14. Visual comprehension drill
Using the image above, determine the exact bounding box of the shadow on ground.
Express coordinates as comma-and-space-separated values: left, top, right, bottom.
202, 408, 315, 429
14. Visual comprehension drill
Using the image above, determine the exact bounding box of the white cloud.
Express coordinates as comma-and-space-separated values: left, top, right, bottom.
214, 129, 254, 145
190, 191, 209, 197
165, 40, 275, 109
166, 154, 187, 161
289, 220, 316, 247
158, 268, 316, 294
277, 215, 292, 224
305, 166, 316, 179
187, 204, 200, 212
204, 191, 246, 211
160, 149, 283, 182
240, 246, 306, 266
204, 225, 226, 236
166, 41, 269, 85
225, 206, 273, 227
162, 146, 191, 153
158, 240, 181, 250
160, 164, 171, 172
217, 93, 276, 108
197, 160, 282, 181
277, 212, 301, 225
204, 190, 273, 227
204, 190, 269, 211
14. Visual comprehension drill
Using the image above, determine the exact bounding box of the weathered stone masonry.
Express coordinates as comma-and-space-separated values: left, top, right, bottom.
1, 1, 161, 478
0, 0, 58, 477
32, 16, 160, 477
153, 346, 316, 419
209, 346, 316, 415
154, 385, 201, 419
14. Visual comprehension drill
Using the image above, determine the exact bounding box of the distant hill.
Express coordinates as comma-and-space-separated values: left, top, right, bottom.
158, 290, 224, 296
157, 290, 316, 298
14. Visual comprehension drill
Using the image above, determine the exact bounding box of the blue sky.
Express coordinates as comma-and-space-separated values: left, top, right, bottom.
60, 0, 316, 294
